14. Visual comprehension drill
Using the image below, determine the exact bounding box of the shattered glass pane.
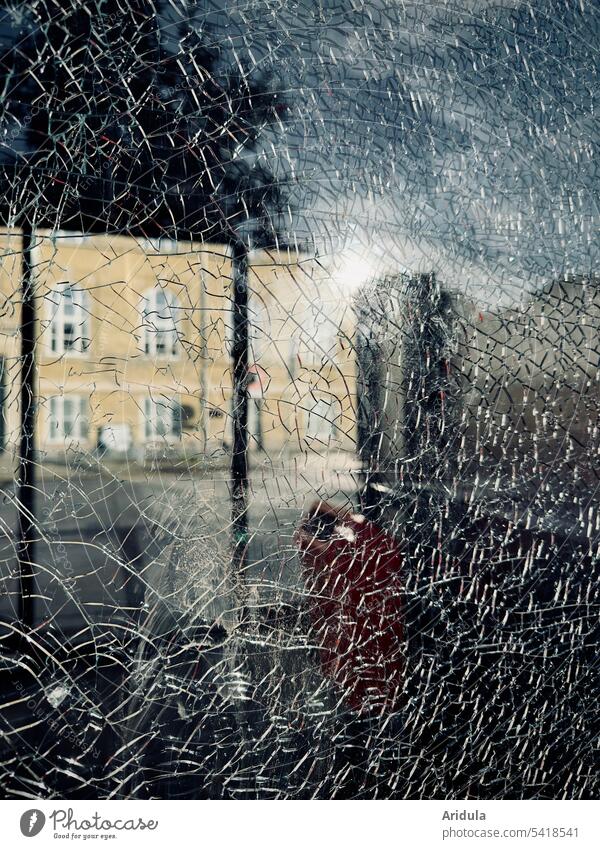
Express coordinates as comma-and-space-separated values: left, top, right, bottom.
0, 0, 598, 800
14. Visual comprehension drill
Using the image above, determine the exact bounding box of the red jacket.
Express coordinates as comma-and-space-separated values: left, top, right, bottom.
296, 503, 404, 714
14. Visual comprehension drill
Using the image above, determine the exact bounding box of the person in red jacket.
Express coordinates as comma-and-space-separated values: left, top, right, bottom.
295, 501, 405, 716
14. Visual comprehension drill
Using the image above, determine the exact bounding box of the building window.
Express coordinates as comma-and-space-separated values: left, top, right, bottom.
48, 396, 89, 442
47, 285, 91, 355
142, 397, 183, 441
141, 288, 180, 358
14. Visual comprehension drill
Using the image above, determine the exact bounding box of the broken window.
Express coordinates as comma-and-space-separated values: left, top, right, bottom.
141, 288, 180, 358
143, 396, 183, 441
0, 0, 597, 805
47, 395, 88, 444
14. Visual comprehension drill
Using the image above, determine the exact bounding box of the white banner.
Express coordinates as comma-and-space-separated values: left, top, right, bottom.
1, 800, 598, 849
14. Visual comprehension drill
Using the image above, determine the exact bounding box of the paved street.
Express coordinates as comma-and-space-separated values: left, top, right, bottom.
0, 450, 363, 798
0, 450, 360, 637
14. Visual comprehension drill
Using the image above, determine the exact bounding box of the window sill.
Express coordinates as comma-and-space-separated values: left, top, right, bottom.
44, 350, 92, 360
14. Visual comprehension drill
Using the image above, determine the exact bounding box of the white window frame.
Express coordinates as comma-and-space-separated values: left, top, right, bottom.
140, 287, 180, 359
48, 395, 89, 444
142, 396, 183, 442
47, 284, 91, 356
250, 299, 271, 360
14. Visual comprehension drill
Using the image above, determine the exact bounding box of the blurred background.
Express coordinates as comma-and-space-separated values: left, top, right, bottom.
0, 0, 598, 799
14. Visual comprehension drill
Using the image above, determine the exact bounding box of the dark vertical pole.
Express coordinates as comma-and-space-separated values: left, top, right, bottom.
356, 295, 383, 514
198, 259, 208, 452
254, 398, 263, 452
0, 357, 6, 454
17, 221, 36, 629
231, 240, 249, 585
404, 273, 453, 492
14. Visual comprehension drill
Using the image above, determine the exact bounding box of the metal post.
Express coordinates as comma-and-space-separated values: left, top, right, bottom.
230, 240, 249, 585
356, 296, 383, 513
404, 273, 453, 491
17, 221, 36, 630
254, 398, 263, 452
198, 255, 208, 452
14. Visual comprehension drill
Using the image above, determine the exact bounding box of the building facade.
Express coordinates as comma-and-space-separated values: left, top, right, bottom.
0, 231, 356, 471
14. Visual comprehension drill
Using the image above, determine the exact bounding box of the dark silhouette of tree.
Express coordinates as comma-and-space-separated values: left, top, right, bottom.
1, 0, 286, 242
0, 0, 288, 632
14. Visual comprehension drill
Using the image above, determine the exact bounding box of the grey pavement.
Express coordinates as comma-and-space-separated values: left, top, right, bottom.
0, 450, 361, 637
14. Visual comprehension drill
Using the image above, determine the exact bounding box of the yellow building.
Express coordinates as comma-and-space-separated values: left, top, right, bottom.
0, 230, 356, 470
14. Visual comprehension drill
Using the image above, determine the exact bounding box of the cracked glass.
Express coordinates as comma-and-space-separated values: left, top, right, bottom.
0, 0, 598, 800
